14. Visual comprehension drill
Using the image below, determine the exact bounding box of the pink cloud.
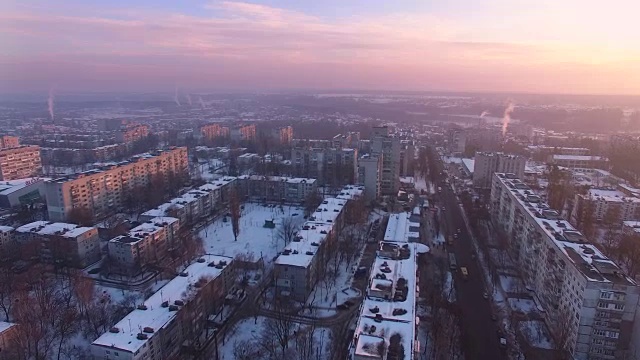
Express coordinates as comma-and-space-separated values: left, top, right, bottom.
0, 1, 639, 94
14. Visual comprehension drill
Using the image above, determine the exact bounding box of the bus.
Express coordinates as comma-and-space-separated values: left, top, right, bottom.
460, 267, 468, 280
448, 253, 457, 270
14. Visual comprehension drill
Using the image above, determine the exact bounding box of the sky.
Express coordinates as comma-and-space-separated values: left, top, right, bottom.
1, 0, 640, 95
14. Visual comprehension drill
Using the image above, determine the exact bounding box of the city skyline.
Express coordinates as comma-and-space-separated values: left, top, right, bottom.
2, 0, 640, 95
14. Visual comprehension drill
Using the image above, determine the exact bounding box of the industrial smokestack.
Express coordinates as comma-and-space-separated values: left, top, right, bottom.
199, 96, 206, 109
47, 88, 55, 121
502, 101, 515, 137
186, 93, 192, 106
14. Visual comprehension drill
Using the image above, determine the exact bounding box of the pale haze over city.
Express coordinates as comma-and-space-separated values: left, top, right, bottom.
1, 2, 640, 360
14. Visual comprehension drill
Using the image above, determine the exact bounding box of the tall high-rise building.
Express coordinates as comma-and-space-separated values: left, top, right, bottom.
473, 152, 526, 189
291, 147, 357, 186
230, 124, 256, 141
491, 173, 639, 359
271, 126, 293, 145
0, 145, 42, 181
45, 147, 188, 222
357, 154, 382, 201
371, 126, 401, 195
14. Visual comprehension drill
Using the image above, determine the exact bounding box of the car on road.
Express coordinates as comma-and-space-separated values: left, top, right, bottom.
483, 292, 489, 299
499, 337, 507, 348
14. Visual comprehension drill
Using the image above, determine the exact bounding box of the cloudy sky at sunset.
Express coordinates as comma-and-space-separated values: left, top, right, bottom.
1, 0, 639, 94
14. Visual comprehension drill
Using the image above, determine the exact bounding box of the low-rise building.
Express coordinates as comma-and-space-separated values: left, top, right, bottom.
0, 177, 47, 208
550, 155, 608, 170
570, 188, 640, 225
236, 175, 317, 204
108, 217, 179, 272
14, 221, 100, 267
91, 255, 234, 360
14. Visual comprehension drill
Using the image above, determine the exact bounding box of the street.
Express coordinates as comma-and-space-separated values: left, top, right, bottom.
430, 152, 508, 360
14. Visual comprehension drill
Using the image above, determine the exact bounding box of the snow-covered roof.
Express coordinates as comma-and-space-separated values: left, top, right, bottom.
494, 173, 634, 285
0, 225, 13, 232
237, 175, 316, 184
0, 321, 16, 334
91, 255, 233, 354
552, 155, 606, 161
15, 221, 94, 239
309, 198, 346, 224
623, 221, 640, 234
461, 158, 474, 174
585, 189, 640, 203
0, 177, 48, 196
275, 222, 334, 268
352, 242, 418, 360
336, 185, 364, 200
384, 213, 419, 243
110, 217, 178, 246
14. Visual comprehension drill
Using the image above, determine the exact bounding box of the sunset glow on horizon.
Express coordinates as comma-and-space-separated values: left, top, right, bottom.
2, 0, 640, 95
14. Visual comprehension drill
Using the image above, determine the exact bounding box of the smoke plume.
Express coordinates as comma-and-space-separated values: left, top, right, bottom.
174, 87, 181, 106
502, 101, 515, 136
47, 88, 55, 120
480, 111, 489, 118
186, 93, 192, 106
199, 96, 206, 109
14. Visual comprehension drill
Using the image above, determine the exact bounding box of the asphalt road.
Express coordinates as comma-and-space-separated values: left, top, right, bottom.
431, 154, 508, 360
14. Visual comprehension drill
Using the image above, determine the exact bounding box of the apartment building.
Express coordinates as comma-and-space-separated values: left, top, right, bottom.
350, 210, 421, 360
0, 136, 19, 150
115, 124, 149, 143
91, 255, 234, 360
491, 173, 639, 359
0, 322, 17, 357
357, 154, 382, 201
97, 118, 127, 131
466, 127, 503, 152
0, 226, 13, 253
371, 126, 401, 196
570, 189, 640, 225
447, 129, 467, 153
45, 147, 188, 222
200, 123, 229, 142
14, 221, 100, 267
473, 152, 526, 189
271, 126, 293, 144
108, 216, 179, 272
0, 177, 47, 208
332, 132, 361, 149
236, 175, 316, 204
230, 124, 256, 141
399, 140, 415, 177
274, 197, 347, 301
141, 177, 236, 224
291, 147, 357, 186
550, 155, 609, 170
623, 221, 640, 237
0, 145, 41, 181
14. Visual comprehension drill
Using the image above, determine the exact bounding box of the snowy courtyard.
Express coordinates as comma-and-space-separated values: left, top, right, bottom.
518, 320, 554, 349
199, 203, 305, 264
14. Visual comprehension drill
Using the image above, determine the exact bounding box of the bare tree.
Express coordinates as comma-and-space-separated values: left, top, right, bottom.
230, 188, 241, 242
277, 217, 298, 247
262, 300, 296, 357
551, 309, 573, 360
303, 191, 322, 218
66, 206, 93, 227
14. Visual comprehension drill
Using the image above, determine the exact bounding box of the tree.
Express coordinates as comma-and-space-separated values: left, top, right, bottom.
230, 188, 241, 242
303, 191, 322, 218
66, 207, 93, 226
277, 217, 298, 247
262, 301, 296, 357
551, 309, 574, 360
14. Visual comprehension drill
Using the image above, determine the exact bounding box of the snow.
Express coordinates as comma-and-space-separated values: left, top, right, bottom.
499, 275, 525, 293
15, 221, 94, 238
518, 320, 554, 349
433, 233, 445, 246
92, 255, 232, 353
507, 298, 538, 314
443, 271, 456, 302
276, 222, 333, 268
199, 203, 304, 263
552, 154, 604, 161
0, 225, 14, 232
384, 212, 419, 243
0, 321, 15, 334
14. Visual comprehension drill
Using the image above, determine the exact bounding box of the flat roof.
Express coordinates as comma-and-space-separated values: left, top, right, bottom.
91, 254, 232, 353
0, 177, 48, 196
623, 221, 640, 233
336, 185, 364, 200
384, 213, 419, 243
494, 173, 634, 285
552, 155, 606, 161
110, 217, 178, 245
237, 175, 316, 184
15, 221, 94, 238
586, 189, 640, 203
352, 242, 418, 360
275, 222, 334, 268
309, 198, 346, 224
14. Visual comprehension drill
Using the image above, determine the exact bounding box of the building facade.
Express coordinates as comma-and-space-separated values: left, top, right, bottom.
230, 124, 256, 141
0, 136, 19, 150
0, 145, 41, 181
550, 155, 608, 170
14, 221, 100, 267
491, 173, 639, 359
291, 147, 357, 186
236, 175, 317, 204
271, 126, 293, 145
357, 154, 382, 201
115, 124, 149, 144
45, 147, 188, 222
570, 189, 640, 225
371, 126, 401, 196
473, 152, 526, 189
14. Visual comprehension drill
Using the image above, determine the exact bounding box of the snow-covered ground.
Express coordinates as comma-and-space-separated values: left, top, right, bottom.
443, 271, 456, 302
507, 298, 538, 314
499, 275, 525, 293
219, 317, 333, 360
199, 203, 304, 264
433, 233, 445, 246
415, 176, 436, 195
518, 320, 554, 349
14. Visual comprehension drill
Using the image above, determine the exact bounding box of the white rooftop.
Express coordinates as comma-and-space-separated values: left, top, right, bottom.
91, 255, 232, 353
0, 177, 48, 196
309, 197, 346, 225
336, 185, 364, 200
15, 221, 94, 238
384, 213, 419, 243
237, 175, 316, 184
275, 222, 334, 268
0, 321, 15, 334
552, 155, 606, 161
